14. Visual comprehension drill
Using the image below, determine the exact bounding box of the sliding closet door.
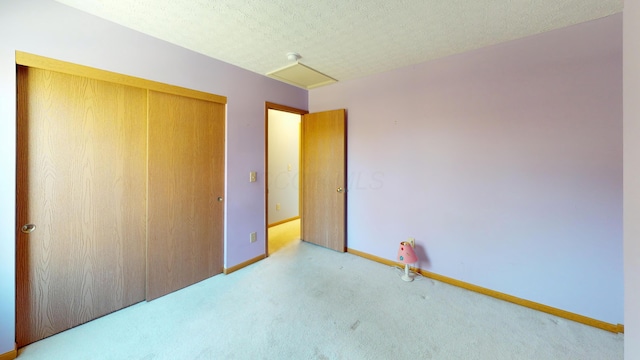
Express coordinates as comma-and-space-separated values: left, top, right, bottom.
147, 90, 225, 301
16, 66, 147, 346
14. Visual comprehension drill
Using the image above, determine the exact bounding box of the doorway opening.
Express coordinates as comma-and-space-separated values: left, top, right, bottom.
265, 103, 307, 255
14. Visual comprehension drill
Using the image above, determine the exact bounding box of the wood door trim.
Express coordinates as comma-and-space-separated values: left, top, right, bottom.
266, 102, 308, 115
16, 51, 227, 105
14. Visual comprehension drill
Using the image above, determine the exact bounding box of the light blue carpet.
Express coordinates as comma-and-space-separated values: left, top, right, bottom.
17, 240, 623, 359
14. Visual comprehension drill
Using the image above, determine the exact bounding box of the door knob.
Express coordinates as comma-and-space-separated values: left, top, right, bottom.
217, 197, 223, 202
337, 187, 344, 193
21, 224, 36, 234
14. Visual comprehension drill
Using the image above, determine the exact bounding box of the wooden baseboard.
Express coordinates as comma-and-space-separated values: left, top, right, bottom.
268, 216, 300, 228
0, 345, 17, 360
348, 248, 397, 267
223, 254, 266, 275
346, 248, 624, 334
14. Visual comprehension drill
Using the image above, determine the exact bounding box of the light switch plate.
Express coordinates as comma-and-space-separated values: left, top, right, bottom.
249, 171, 257, 182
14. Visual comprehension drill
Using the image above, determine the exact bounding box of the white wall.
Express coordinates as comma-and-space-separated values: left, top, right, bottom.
310, 14, 623, 325
0, 0, 307, 354
624, 0, 640, 357
0, 44, 16, 355
268, 110, 301, 224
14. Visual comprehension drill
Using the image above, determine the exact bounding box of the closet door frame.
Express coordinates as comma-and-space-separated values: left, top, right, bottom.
15, 52, 226, 105
15, 51, 227, 342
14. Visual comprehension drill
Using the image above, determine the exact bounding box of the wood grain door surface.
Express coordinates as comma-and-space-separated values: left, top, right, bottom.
16, 66, 147, 346
146, 90, 225, 301
301, 109, 347, 252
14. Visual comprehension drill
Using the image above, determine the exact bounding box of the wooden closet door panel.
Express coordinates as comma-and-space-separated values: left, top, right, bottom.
16, 66, 147, 346
147, 90, 224, 301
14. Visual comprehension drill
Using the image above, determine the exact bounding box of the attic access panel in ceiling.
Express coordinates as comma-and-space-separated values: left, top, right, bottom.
267, 62, 337, 89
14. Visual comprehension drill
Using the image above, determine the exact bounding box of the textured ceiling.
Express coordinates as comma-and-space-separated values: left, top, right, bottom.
54, 0, 623, 85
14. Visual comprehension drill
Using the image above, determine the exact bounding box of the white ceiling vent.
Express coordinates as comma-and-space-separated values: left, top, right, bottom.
267, 62, 337, 90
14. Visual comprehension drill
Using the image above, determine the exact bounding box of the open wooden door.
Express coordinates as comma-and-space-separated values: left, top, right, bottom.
301, 109, 346, 252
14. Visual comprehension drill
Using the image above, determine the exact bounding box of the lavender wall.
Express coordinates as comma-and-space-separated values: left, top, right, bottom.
310, 14, 623, 324
0, 0, 307, 354
624, 1, 640, 357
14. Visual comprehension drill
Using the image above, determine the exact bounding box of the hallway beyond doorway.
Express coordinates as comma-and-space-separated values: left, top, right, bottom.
268, 218, 300, 255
